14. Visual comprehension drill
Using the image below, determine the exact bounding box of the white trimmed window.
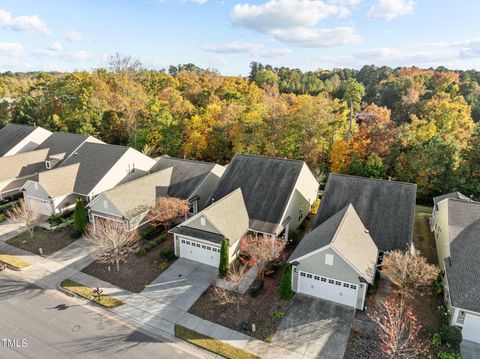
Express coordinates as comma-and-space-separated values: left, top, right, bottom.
325, 253, 334, 266
200, 217, 206, 226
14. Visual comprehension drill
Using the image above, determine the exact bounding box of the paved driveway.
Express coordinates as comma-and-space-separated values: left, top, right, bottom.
271, 295, 354, 359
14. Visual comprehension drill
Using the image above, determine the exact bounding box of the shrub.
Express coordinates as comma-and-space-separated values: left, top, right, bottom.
437, 352, 462, 359
137, 247, 147, 257
432, 332, 442, 346
440, 326, 462, 350
219, 238, 229, 277
140, 226, 156, 239
158, 262, 169, 270
271, 310, 285, 319
0, 213, 6, 223
148, 239, 159, 247
279, 264, 294, 300
143, 242, 154, 251
73, 199, 88, 234
157, 234, 167, 242
0, 201, 15, 214
158, 246, 175, 261
48, 213, 63, 226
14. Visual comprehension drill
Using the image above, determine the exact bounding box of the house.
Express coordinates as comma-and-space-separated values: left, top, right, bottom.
206, 154, 319, 238
0, 123, 51, 157
22, 142, 156, 215
432, 194, 480, 343
431, 191, 471, 231
87, 157, 225, 230
0, 132, 102, 199
149, 157, 225, 213
313, 174, 417, 252
289, 204, 378, 309
170, 188, 249, 267
288, 174, 416, 308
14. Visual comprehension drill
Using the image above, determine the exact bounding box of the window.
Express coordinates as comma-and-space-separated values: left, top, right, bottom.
321, 277, 326, 282
307, 274, 312, 279
298, 209, 304, 222
314, 276, 320, 280
200, 217, 206, 226
202, 245, 206, 249
207, 246, 211, 250
196, 243, 201, 247
350, 285, 357, 290
328, 279, 334, 284
335, 281, 341, 286
325, 253, 334, 266
186, 241, 190, 245
181, 240, 185, 244
343, 283, 349, 288
300, 272, 306, 277
457, 311, 466, 325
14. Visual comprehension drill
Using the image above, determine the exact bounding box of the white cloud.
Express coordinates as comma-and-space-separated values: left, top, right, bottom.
367, 0, 414, 21
208, 56, 229, 66
231, 0, 340, 33
273, 26, 362, 47
0, 42, 25, 57
230, 0, 362, 47
329, 0, 362, 4
0, 8, 50, 35
201, 41, 292, 57
48, 41, 63, 52
189, 0, 208, 3
66, 30, 84, 43
63, 50, 91, 61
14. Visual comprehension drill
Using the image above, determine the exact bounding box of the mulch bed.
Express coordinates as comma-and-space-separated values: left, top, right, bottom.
189, 265, 291, 342
6, 226, 78, 256
344, 331, 388, 359
81, 234, 175, 293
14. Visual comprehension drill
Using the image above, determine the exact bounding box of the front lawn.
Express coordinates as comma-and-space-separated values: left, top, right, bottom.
0, 253, 30, 269
189, 266, 291, 342
6, 226, 79, 256
60, 279, 123, 308
81, 233, 175, 293
413, 205, 437, 264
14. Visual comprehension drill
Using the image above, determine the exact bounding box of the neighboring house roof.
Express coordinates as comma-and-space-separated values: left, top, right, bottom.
30, 164, 80, 198
290, 204, 378, 283
0, 149, 49, 181
58, 142, 130, 195
433, 191, 470, 209
444, 199, 480, 312
207, 154, 305, 235
36, 132, 93, 161
313, 174, 417, 252
96, 168, 173, 218
150, 157, 216, 200
0, 123, 39, 156
172, 188, 249, 244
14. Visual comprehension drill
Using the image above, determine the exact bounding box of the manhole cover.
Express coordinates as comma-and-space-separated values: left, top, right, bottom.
71, 325, 81, 332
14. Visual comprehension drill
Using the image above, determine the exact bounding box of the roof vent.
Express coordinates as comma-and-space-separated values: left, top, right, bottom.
364, 229, 369, 234
73, 152, 78, 156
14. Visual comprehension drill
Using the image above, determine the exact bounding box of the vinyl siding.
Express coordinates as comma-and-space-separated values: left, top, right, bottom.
435, 200, 450, 271
189, 164, 225, 211
4, 127, 51, 156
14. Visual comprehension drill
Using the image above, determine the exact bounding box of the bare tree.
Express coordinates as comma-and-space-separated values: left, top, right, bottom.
210, 266, 246, 313
108, 53, 142, 73
146, 196, 190, 231
6, 199, 41, 239
382, 250, 439, 296
369, 296, 428, 358
240, 235, 286, 279
85, 220, 140, 271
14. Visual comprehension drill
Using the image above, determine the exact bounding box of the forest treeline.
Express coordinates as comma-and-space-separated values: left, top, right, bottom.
0, 60, 479, 202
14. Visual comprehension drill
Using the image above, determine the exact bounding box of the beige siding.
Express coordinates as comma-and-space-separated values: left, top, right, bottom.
435, 200, 450, 270
4, 127, 51, 156
187, 215, 221, 235
190, 164, 225, 210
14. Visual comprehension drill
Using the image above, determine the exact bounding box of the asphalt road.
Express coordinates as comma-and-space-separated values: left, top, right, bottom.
0, 275, 201, 359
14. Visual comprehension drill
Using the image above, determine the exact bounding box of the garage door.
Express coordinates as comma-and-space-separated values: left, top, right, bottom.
297, 270, 358, 308
179, 237, 220, 267
463, 314, 480, 343
26, 196, 52, 216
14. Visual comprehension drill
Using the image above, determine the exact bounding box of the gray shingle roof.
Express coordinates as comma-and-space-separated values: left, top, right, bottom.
59, 142, 129, 195
314, 174, 417, 251
0, 124, 38, 156
433, 191, 470, 208
170, 226, 225, 244
36, 132, 91, 160
150, 157, 216, 199
445, 200, 480, 312
207, 154, 304, 235
0, 149, 49, 181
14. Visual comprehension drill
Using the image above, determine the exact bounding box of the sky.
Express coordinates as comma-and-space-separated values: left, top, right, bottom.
0, 0, 479, 75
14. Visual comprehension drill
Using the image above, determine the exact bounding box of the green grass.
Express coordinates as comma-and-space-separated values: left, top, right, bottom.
413, 209, 437, 264
0, 253, 30, 269
60, 279, 124, 308
175, 324, 260, 359
415, 204, 433, 214
0, 213, 6, 223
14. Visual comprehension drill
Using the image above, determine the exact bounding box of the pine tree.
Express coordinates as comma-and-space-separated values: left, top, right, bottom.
219, 238, 230, 277
74, 198, 88, 235
279, 263, 294, 300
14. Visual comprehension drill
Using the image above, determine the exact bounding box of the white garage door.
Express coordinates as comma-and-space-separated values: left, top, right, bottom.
463, 314, 480, 343
297, 270, 358, 308
179, 237, 220, 267
26, 196, 52, 216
